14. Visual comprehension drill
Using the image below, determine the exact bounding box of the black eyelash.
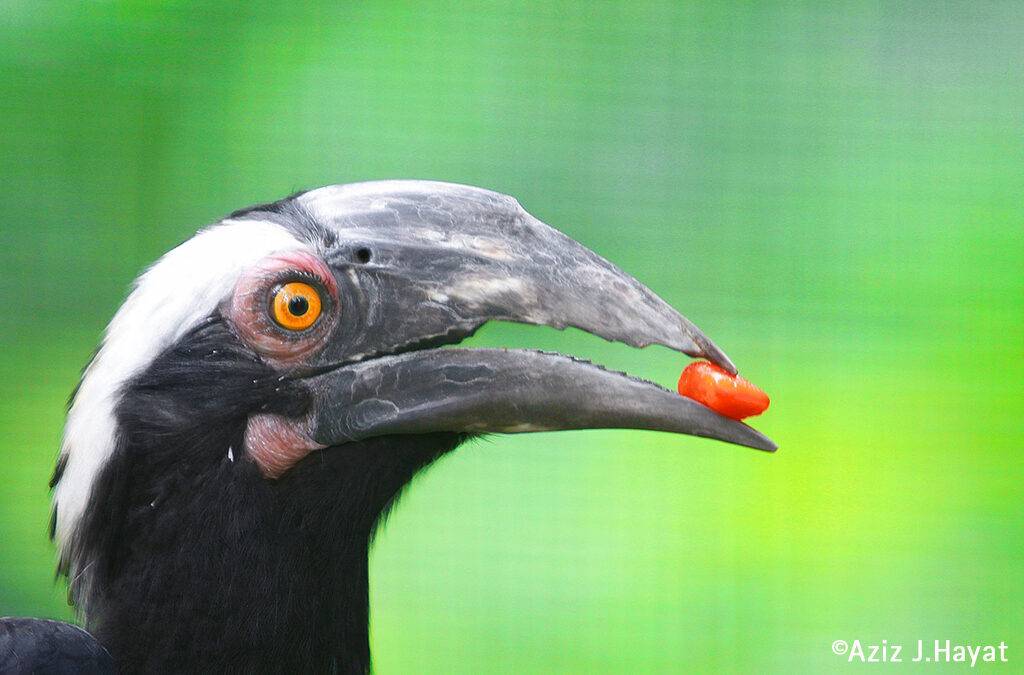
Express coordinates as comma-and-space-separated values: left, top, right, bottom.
280, 270, 323, 286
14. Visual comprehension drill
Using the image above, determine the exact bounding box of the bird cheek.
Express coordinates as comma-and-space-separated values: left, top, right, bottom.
244, 413, 325, 479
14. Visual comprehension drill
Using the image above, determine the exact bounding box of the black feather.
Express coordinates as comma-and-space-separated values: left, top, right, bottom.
59, 315, 465, 673
0, 617, 114, 674
228, 189, 338, 249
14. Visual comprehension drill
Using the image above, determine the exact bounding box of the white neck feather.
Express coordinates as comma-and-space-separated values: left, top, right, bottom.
53, 219, 304, 561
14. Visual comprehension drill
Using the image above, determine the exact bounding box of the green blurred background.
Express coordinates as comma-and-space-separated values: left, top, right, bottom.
1, 2, 1021, 672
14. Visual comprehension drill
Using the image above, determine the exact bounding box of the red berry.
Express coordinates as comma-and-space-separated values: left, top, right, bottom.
677, 361, 770, 420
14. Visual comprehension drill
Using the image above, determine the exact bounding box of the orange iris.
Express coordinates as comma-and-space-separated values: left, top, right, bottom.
271, 281, 322, 331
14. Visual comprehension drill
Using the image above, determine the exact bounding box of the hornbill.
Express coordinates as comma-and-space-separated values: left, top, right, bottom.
2, 181, 775, 673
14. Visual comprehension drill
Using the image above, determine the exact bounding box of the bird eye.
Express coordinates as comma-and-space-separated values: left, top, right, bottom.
271, 281, 322, 331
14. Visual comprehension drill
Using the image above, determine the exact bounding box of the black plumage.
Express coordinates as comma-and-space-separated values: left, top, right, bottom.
0, 617, 114, 674
56, 316, 461, 672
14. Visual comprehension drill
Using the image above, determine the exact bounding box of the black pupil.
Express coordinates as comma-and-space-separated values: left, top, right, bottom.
288, 295, 309, 317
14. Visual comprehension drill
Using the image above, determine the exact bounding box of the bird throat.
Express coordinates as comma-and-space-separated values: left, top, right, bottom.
57, 318, 466, 672
74, 432, 464, 673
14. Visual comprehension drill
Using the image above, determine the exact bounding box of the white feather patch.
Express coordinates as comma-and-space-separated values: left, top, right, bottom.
53, 219, 306, 556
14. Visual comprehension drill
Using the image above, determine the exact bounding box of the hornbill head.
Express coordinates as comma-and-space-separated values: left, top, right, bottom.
51, 181, 774, 671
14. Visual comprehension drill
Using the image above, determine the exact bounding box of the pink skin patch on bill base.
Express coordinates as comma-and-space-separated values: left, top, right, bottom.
244, 413, 326, 479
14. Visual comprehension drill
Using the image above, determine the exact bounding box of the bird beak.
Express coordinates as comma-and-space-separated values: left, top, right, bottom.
297, 181, 776, 453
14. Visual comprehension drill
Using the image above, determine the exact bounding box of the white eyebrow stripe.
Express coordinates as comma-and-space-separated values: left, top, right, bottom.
53, 219, 307, 556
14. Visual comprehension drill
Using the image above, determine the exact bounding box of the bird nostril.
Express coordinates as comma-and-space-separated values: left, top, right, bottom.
354, 248, 372, 264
